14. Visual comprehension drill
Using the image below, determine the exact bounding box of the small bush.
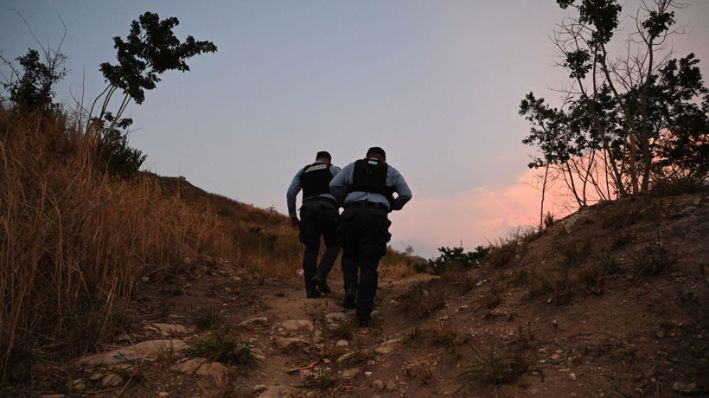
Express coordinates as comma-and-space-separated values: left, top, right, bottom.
428, 246, 488, 275
399, 282, 447, 319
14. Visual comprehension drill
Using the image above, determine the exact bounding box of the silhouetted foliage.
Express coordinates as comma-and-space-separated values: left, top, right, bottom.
93, 11, 217, 178
96, 114, 146, 178
99, 12, 218, 105
1, 48, 65, 111
521, 0, 708, 204
428, 246, 489, 275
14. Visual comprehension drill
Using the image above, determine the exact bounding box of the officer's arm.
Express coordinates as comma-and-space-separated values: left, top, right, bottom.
330, 165, 342, 177
390, 170, 412, 211
286, 170, 303, 218
329, 163, 352, 204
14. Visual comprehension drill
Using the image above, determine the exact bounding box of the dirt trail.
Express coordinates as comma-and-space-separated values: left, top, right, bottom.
61, 265, 442, 398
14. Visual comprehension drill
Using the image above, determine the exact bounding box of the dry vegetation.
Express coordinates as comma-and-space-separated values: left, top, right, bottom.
0, 108, 237, 382
0, 107, 419, 387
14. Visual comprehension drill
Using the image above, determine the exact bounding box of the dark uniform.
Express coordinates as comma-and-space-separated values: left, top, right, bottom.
287, 157, 341, 297
329, 149, 412, 324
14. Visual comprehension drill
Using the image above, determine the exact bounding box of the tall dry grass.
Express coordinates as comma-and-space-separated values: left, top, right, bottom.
0, 107, 229, 382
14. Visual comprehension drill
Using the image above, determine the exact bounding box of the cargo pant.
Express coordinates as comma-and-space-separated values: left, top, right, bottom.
298, 198, 340, 293
339, 203, 392, 321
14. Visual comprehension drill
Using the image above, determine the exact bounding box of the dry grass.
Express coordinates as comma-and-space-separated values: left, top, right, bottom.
399, 281, 447, 319
0, 108, 231, 382
485, 227, 540, 268
460, 342, 531, 386
404, 324, 463, 350
631, 242, 678, 278
483, 283, 503, 309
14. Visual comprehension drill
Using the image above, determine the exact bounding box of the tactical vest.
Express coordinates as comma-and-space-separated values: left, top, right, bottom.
300, 162, 333, 199
348, 158, 393, 197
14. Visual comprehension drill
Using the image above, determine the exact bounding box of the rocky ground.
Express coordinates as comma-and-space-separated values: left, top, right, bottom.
18, 192, 709, 398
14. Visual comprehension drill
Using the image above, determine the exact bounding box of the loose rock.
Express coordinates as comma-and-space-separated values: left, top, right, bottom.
274, 337, 310, 353
79, 339, 188, 366
240, 317, 269, 328
171, 358, 207, 374
101, 373, 123, 387
342, 368, 360, 379
672, 382, 700, 395
276, 320, 315, 336
196, 362, 230, 379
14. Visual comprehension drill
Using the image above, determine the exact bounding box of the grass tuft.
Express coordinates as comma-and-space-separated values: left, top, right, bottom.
631, 242, 677, 277
188, 335, 258, 368
460, 343, 531, 386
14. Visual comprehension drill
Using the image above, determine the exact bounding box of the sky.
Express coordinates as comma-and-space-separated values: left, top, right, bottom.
2, 1, 708, 257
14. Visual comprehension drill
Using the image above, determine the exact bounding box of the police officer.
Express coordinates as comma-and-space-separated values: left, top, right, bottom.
287, 151, 342, 298
329, 147, 412, 325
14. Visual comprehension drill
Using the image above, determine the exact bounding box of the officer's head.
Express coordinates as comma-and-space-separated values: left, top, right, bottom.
366, 147, 386, 162
316, 151, 332, 165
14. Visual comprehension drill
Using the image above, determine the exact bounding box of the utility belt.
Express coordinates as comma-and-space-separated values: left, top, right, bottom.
344, 201, 389, 212
303, 196, 338, 207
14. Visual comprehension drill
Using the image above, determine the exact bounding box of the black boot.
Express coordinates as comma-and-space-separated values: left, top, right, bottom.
306, 290, 322, 299
342, 288, 356, 309
311, 276, 331, 294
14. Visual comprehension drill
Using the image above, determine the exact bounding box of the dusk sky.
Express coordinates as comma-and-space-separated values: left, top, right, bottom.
2, 1, 708, 257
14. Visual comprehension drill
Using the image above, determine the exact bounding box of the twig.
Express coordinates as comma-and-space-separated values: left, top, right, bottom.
285, 359, 320, 374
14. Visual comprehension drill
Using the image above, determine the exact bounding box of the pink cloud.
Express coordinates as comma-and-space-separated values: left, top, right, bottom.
389, 168, 574, 258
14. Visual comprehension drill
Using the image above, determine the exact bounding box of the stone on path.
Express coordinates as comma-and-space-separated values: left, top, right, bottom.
341, 368, 360, 379
275, 320, 315, 336
374, 339, 400, 355
171, 358, 207, 374
240, 317, 269, 328
274, 337, 310, 353
324, 312, 350, 331
196, 362, 230, 379
79, 339, 188, 366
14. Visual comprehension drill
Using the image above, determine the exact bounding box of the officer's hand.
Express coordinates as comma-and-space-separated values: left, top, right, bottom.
290, 217, 299, 230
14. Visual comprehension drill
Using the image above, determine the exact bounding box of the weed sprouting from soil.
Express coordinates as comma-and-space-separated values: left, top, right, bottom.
188, 335, 258, 368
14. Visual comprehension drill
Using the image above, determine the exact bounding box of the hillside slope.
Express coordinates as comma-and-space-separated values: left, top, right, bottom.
11, 190, 708, 398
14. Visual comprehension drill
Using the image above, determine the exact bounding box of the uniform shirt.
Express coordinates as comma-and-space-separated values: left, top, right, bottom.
329, 159, 412, 211
286, 163, 341, 218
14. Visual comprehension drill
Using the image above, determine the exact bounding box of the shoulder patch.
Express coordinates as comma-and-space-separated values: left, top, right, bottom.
304, 163, 328, 173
